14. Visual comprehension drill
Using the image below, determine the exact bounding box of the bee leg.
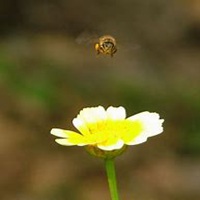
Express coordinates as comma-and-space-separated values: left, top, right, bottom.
96, 50, 100, 55
113, 48, 117, 54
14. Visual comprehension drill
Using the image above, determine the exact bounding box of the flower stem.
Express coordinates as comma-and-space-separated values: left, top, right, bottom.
105, 158, 120, 200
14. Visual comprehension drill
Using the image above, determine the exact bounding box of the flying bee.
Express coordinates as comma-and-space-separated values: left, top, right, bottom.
76, 32, 139, 57
95, 35, 117, 57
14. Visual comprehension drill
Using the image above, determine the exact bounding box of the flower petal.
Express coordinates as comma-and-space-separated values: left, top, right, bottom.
97, 139, 124, 151
55, 138, 75, 146
72, 118, 91, 135
126, 135, 147, 145
106, 106, 126, 120
127, 111, 164, 143
51, 128, 87, 146
78, 106, 107, 124
51, 128, 77, 138
120, 120, 144, 144
55, 139, 86, 146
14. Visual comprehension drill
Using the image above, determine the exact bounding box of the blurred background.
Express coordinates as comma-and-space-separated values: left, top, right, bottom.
0, 0, 200, 199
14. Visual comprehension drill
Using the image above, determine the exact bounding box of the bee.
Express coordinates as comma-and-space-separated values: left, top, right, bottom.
95, 35, 117, 57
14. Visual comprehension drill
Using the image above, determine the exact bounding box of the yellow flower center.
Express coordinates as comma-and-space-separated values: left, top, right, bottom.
81, 119, 144, 146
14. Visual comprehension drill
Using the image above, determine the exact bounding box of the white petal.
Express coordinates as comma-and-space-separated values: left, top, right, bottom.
55, 139, 74, 146
126, 135, 147, 145
55, 139, 86, 146
72, 118, 83, 128
78, 106, 107, 123
128, 111, 151, 121
128, 111, 164, 137
97, 140, 124, 151
106, 106, 126, 120
50, 128, 68, 138
72, 118, 90, 135
93, 106, 107, 120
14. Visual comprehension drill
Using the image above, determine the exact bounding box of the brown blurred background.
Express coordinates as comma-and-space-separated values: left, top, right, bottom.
0, 0, 200, 199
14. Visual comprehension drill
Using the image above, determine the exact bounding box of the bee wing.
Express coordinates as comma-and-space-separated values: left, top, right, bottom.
118, 39, 141, 54
75, 31, 99, 46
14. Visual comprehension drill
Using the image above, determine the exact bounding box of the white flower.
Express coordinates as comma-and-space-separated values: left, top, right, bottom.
51, 106, 164, 151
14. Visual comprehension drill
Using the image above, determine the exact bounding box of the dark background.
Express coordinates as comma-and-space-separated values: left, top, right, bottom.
0, 0, 200, 199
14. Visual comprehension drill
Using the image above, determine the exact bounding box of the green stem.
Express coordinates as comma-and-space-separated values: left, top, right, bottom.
105, 159, 120, 200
